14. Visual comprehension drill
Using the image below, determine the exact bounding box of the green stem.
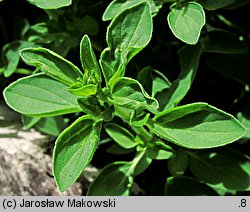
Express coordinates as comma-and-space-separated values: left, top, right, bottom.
128, 149, 146, 174
114, 105, 153, 143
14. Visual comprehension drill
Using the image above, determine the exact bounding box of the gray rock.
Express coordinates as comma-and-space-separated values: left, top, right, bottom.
0, 102, 98, 195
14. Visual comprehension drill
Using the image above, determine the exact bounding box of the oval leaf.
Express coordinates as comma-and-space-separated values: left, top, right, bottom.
110, 77, 159, 114
20, 47, 83, 86
103, 0, 159, 21
189, 150, 250, 191
105, 123, 137, 149
87, 162, 133, 196
202, 30, 247, 54
168, 2, 206, 45
200, 0, 237, 10
27, 0, 72, 9
165, 176, 218, 196
107, 1, 152, 72
68, 82, 97, 97
167, 150, 189, 176
154, 103, 246, 149
80, 35, 102, 84
3, 74, 82, 116
162, 43, 202, 110
53, 116, 102, 192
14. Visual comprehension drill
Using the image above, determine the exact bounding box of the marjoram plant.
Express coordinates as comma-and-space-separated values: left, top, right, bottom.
3, 0, 249, 195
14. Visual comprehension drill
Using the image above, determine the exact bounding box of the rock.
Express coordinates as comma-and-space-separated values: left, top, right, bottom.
0, 102, 98, 195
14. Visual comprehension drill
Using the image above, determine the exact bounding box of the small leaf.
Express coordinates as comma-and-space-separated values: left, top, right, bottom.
3, 74, 82, 116
2, 41, 35, 77
189, 149, 250, 191
225, 0, 250, 9
162, 43, 202, 110
167, 2, 205, 45
87, 162, 133, 196
167, 150, 189, 176
147, 141, 174, 160
134, 152, 152, 175
202, 30, 247, 54
206, 53, 250, 85
165, 176, 218, 196
27, 0, 72, 9
106, 144, 135, 155
154, 103, 246, 149
99, 48, 121, 85
137, 67, 153, 95
80, 35, 102, 84
20, 47, 83, 86
103, 0, 159, 21
200, 0, 237, 10
105, 123, 137, 149
22, 115, 41, 129
110, 77, 159, 114
130, 112, 150, 127
68, 82, 97, 97
77, 97, 102, 117
152, 70, 171, 97
237, 112, 250, 139
53, 116, 102, 192
35, 116, 67, 137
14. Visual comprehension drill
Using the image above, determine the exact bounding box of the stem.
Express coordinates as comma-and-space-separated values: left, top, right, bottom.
99, 138, 112, 145
114, 105, 153, 143
128, 149, 146, 174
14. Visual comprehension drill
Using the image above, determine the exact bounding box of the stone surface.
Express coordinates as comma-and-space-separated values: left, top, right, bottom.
0, 102, 98, 195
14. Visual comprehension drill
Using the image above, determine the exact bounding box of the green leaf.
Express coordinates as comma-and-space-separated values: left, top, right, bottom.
162, 43, 202, 110
27, 0, 72, 9
147, 141, 173, 160
77, 97, 102, 117
99, 48, 121, 85
134, 152, 152, 175
206, 53, 250, 85
110, 77, 159, 114
225, 0, 250, 9
3, 74, 82, 116
130, 112, 150, 127
167, 2, 205, 45
103, 2, 153, 84
152, 70, 171, 97
137, 67, 153, 96
105, 123, 137, 149
200, 0, 237, 10
53, 116, 102, 192
2, 41, 35, 77
202, 30, 247, 54
103, 0, 159, 21
189, 149, 250, 191
154, 103, 246, 149
167, 150, 189, 176
22, 115, 41, 129
108, 2, 152, 62
68, 82, 97, 97
165, 176, 218, 196
106, 144, 135, 155
35, 116, 67, 137
20, 47, 83, 86
80, 35, 102, 84
87, 162, 133, 196
237, 112, 250, 139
